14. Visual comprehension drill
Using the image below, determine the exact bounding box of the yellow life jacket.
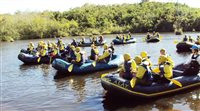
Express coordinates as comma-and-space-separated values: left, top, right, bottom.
40, 49, 47, 57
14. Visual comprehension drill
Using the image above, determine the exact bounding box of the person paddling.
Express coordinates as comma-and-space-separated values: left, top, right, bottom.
97, 44, 112, 63
71, 47, 85, 66
183, 45, 200, 75
119, 53, 137, 80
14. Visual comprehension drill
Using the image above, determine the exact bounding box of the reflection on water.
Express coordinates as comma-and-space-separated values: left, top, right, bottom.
1, 33, 200, 111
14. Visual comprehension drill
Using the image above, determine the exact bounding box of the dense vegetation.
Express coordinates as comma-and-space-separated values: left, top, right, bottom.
1, 2, 200, 41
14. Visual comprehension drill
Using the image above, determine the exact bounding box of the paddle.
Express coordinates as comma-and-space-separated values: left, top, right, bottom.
92, 61, 96, 67
173, 40, 179, 44
152, 68, 182, 87
49, 56, 52, 64
130, 78, 137, 88
37, 57, 41, 63
68, 64, 73, 72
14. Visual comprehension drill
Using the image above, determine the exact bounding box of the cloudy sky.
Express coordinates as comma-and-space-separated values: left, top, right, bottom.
0, 0, 200, 14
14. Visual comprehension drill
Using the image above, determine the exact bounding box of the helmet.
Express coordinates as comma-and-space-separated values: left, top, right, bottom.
75, 47, 81, 52
140, 51, 148, 58
134, 56, 142, 65
123, 53, 131, 61
159, 55, 168, 64
70, 45, 75, 50
103, 44, 108, 49
191, 45, 199, 50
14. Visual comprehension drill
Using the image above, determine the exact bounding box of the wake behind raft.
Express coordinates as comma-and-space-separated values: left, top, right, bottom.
52, 55, 123, 74
101, 70, 200, 98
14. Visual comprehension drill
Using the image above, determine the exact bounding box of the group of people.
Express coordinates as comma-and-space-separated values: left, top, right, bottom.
146, 31, 160, 39
119, 45, 200, 86
182, 35, 200, 44
77, 35, 105, 45
25, 38, 115, 66
115, 32, 132, 41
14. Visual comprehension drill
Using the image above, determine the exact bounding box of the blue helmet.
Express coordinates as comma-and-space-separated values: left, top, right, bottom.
191, 45, 199, 50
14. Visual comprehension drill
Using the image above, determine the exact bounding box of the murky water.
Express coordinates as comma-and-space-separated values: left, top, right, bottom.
1, 32, 200, 111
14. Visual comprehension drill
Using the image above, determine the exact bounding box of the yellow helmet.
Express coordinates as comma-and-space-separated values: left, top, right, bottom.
134, 56, 142, 65
159, 55, 168, 64
123, 53, 131, 61
103, 44, 108, 49
75, 47, 81, 52
71, 45, 75, 50
140, 51, 148, 58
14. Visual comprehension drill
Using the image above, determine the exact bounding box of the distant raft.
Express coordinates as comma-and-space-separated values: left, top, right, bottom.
78, 41, 106, 47
52, 55, 124, 74
18, 53, 61, 64
176, 41, 194, 52
101, 72, 200, 98
146, 37, 160, 43
112, 37, 136, 45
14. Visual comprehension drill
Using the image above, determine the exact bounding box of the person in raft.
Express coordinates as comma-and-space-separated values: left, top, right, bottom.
71, 38, 78, 47
97, 44, 112, 63
119, 53, 137, 80
27, 42, 35, 54
135, 56, 154, 86
159, 48, 174, 67
153, 55, 173, 83
109, 42, 115, 56
183, 45, 200, 75
140, 51, 152, 67
183, 35, 188, 42
90, 44, 99, 61
79, 37, 85, 45
71, 47, 85, 66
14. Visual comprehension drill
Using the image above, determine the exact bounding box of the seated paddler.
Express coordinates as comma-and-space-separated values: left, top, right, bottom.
119, 53, 137, 80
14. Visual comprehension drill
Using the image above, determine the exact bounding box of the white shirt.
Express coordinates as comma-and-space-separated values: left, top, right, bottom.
185, 54, 200, 65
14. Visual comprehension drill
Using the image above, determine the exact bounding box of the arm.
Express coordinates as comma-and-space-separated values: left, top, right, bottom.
98, 51, 110, 60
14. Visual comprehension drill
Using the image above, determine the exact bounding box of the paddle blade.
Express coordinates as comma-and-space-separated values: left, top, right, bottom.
37, 57, 41, 63
101, 73, 108, 78
169, 79, 182, 87
68, 64, 73, 72
159, 36, 163, 39
173, 40, 179, 44
130, 78, 136, 88
92, 61, 96, 67
152, 67, 160, 74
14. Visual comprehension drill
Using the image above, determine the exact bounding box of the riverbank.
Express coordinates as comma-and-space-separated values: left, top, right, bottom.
1, 2, 200, 42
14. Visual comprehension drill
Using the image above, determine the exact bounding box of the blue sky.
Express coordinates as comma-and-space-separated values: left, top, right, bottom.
0, 0, 200, 14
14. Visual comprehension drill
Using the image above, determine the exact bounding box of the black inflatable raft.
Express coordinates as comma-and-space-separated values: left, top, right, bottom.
112, 37, 136, 45
146, 37, 160, 43
18, 53, 55, 64
101, 71, 200, 98
176, 41, 194, 52
78, 41, 106, 47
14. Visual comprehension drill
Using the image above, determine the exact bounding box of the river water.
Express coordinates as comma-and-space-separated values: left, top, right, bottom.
1, 32, 200, 111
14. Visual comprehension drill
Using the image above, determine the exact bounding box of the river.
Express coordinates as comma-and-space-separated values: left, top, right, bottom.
1, 32, 200, 111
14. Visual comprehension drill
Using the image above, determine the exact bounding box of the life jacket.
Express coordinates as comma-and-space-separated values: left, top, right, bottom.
75, 52, 85, 63
123, 59, 135, 80
159, 61, 172, 78
70, 50, 76, 59
104, 49, 112, 63
40, 49, 47, 57
189, 54, 200, 74
90, 49, 98, 60
141, 64, 153, 81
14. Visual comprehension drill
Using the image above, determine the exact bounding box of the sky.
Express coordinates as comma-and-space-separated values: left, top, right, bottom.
0, 0, 200, 14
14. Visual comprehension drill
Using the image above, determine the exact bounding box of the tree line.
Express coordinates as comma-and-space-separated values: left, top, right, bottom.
1, 2, 200, 41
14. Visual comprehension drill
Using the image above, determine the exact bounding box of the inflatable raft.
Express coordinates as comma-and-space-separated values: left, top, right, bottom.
78, 41, 106, 47
176, 41, 194, 52
52, 55, 123, 74
146, 37, 160, 43
101, 71, 200, 98
18, 53, 55, 64
112, 38, 136, 45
